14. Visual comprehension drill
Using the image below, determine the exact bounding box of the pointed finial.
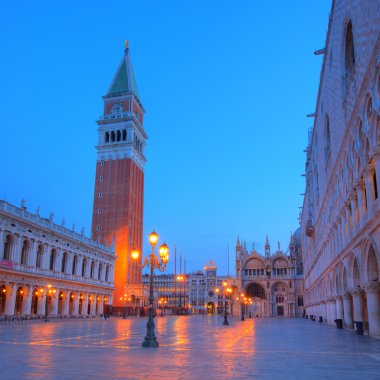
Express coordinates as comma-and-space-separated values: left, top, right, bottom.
125, 40, 129, 49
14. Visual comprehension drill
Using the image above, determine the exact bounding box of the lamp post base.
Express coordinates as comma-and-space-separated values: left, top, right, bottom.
223, 316, 229, 325
142, 337, 159, 348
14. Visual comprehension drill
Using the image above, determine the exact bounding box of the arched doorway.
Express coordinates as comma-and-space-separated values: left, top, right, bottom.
207, 302, 215, 314
0, 285, 6, 314
31, 288, 39, 315
272, 282, 288, 317
69, 292, 75, 315
58, 291, 64, 315
78, 294, 84, 314
88, 295, 92, 315
246, 283, 266, 317
15, 287, 24, 315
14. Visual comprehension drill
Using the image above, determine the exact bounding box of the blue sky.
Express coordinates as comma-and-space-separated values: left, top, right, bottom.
0, 0, 331, 274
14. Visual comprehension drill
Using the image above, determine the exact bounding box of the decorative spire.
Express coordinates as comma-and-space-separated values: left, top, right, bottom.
265, 234, 270, 247
265, 234, 270, 257
236, 235, 240, 247
106, 42, 140, 100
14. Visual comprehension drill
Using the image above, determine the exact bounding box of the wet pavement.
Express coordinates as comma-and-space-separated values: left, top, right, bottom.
0, 315, 379, 379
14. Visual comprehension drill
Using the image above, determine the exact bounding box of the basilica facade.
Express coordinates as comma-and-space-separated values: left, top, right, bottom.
300, 0, 380, 338
235, 233, 304, 318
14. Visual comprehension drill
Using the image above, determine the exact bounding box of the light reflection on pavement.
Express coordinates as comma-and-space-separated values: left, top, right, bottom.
0, 316, 379, 379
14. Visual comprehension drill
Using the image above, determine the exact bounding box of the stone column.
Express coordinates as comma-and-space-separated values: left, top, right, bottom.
340, 211, 346, 248
365, 284, 380, 338
23, 286, 33, 315
349, 192, 358, 234
352, 289, 364, 332
42, 245, 50, 270
356, 182, 366, 227
335, 296, 344, 319
345, 204, 351, 239
372, 147, 380, 200
73, 296, 80, 315
0, 229, 4, 256
38, 292, 47, 315
90, 296, 96, 316
99, 298, 104, 315
81, 294, 88, 316
4, 284, 17, 316
12, 235, 22, 263
51, 292, 59, 315
364, 166, 376, 216
343, 293, 353, 329
54, 249, 61, 272
62, 292, 70, 316
330, 299, 337, 323
28, 240, 37, 267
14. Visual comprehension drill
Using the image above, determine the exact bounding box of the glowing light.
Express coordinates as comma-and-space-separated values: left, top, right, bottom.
131, 248, 139, 261
2, 288, 6, 293
149, 230, 159, 246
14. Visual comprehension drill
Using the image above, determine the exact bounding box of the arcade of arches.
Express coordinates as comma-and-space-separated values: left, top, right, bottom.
306, 242, 380, 337
0, 282, 110, 317
245, 282, 298, 318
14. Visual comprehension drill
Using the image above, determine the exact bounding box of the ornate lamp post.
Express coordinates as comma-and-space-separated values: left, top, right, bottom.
215, 281, 232, 326
131, 231, 169, 348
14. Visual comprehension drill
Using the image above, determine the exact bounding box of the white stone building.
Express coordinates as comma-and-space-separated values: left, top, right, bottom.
235, 234, 304, 317
0, 200, 115, 317
300, 0, 380, 337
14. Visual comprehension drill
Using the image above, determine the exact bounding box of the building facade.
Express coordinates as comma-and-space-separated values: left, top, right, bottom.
141, 260, 234, 315
300, 0, 380, 338
235, 234, 304, 317
0, 200, 115, 317
91, 42, 146, 307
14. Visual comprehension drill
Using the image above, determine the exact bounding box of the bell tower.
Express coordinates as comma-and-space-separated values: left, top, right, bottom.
91, 41, 146, 306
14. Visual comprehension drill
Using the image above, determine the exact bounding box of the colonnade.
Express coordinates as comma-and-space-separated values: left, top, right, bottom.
307, 283, 380, 337
0, 282, 111, 317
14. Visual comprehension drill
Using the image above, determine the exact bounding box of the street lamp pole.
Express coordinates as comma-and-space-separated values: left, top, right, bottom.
131, 231, 169, 348
240, 294, 245, 321
216, 281, 232, 326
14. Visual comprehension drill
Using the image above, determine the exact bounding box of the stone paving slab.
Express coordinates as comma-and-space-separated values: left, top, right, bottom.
0, 316, 379, 379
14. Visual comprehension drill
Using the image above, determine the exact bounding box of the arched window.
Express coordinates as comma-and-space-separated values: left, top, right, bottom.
82, 258, 87, 277
122, 130, 127, 141
105, 131, 109, 143
90, 261, 95, 278
105, 265, 109, 282
116, 130, 121, 142
98, 263, 102, 280
49, 249, 56, 271
72, 255, 78, 275
111, 131, 115, 142
345, 20, 355, 76
21, 240, 28, 265
61, 252, 67, 273
3, 234, 12, 260
324, 115, 331, 164
36, 245, 43, 268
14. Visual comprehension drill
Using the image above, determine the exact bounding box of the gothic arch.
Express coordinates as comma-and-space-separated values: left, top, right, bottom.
245, 282, 266, 299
